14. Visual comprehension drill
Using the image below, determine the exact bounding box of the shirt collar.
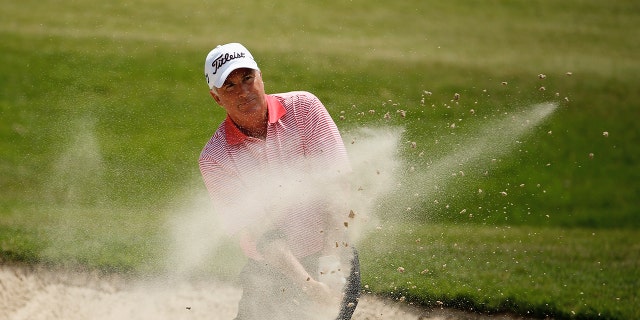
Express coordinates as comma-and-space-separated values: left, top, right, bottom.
224, 94, 287, 145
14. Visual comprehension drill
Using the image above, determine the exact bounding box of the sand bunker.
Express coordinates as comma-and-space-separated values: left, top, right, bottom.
0, 263, 529, 320
0, 263, 422, 320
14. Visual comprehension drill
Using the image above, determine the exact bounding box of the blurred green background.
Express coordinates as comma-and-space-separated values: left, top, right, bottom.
1, 0, 638, 319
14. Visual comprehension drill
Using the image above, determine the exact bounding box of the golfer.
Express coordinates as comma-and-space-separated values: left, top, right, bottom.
199, 43, 360, 320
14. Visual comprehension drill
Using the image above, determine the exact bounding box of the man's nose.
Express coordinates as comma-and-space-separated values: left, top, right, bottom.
238, 83, 251, 96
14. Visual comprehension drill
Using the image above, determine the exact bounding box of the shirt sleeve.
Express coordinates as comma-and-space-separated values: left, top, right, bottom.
298, 92, 351, 175
198, 155, 244, 234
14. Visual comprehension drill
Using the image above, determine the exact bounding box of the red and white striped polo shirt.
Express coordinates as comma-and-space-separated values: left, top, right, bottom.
199, 91, 351, 260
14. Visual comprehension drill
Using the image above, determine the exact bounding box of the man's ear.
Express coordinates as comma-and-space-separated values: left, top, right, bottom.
209, 90, 221, 105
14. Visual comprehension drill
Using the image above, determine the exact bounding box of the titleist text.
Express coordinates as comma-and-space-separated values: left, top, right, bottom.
210, 52, 245, 74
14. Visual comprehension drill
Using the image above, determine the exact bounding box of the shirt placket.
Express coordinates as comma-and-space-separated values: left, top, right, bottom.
244, 138, 268, 171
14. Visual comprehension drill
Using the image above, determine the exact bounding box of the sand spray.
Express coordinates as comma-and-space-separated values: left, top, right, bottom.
26, 98, 557, 319
162, 101, 557, 319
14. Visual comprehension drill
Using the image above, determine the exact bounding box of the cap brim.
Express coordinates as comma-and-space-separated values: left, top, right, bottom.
213, 60, 260, 89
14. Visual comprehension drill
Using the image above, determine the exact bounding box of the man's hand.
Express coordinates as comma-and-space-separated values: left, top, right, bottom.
318, 255, 347, 290
302, 278, 341, 305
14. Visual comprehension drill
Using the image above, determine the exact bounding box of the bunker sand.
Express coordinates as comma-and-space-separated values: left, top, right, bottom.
0, 263, 530, 320
0, 263, 414, 320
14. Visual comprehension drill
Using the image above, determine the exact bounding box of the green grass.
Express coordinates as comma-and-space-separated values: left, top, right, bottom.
359, 224, 639, 319
1, 0, 639, 319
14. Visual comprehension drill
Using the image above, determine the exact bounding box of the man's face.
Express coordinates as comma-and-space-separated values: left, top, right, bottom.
210, 68, 267, 119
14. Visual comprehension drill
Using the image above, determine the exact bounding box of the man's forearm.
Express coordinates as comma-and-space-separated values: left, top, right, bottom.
260, 239, 339, 304
260, 239, 313, 286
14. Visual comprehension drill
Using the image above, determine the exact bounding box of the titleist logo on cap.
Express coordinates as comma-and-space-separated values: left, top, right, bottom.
210, 52, 246, 75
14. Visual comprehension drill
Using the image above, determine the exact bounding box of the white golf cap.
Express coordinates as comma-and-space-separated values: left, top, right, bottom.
204, 43, 260, 90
